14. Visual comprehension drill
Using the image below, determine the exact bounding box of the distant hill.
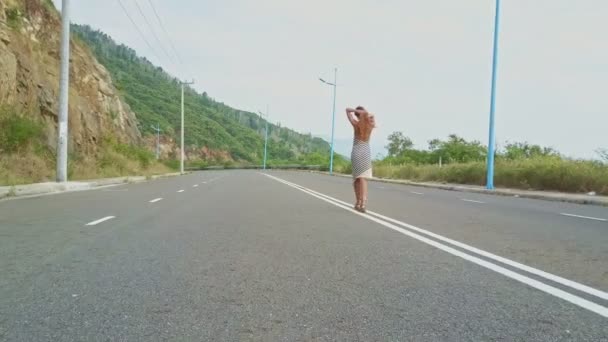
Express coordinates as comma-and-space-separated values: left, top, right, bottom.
72, 24, 330, 164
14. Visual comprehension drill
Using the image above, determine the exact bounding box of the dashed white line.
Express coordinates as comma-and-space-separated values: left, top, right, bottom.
410, 191, 424, 195
193, 184, 199, 188
461, 199, 485, 204
177, 190, 185, 193
560, 213, 606, 222
86, 216, 116, 226
149, 198, 163, 203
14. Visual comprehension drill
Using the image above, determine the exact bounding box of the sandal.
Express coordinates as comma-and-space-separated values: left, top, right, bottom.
359, 199, 368, 213
354, 201, 361, 211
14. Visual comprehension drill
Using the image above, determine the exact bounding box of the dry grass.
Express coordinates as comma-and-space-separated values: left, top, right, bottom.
1, 151, 172, 185
0, 153, 54, 185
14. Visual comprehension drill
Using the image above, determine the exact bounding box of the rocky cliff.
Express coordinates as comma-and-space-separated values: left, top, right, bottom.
0, 0, 140, 155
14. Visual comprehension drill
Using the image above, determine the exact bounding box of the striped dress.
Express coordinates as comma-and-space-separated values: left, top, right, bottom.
351, 138, 372, 179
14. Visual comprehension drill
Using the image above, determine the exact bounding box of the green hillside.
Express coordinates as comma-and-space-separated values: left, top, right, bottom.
72, 24, 330, 165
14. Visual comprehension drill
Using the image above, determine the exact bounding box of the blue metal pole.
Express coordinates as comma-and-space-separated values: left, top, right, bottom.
486, 0, 501, 190
329, 68, 337, 175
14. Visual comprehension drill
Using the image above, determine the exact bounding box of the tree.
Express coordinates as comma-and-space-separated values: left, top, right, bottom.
428, 138, 441, 151
427, 135, 486, 163
386, 132, 414, 157
503, 142, 558, 160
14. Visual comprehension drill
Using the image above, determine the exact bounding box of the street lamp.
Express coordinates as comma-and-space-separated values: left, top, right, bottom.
486, 0, 501, 190
319, 67, 337, 175
258, 106, 269, 170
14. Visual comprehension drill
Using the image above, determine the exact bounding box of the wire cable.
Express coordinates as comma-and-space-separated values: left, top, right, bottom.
116, 0, 163, 63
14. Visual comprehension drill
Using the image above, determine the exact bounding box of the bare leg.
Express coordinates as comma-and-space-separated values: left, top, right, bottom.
353, 178, 361, 208
361, 178, 369, 211
352, 179, 357, 207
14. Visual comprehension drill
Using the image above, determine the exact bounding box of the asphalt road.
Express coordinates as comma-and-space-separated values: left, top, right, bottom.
0, 170, 606, 341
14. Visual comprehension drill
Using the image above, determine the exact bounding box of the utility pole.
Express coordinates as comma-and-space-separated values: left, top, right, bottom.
309, 132, 313, 153
258, 107, 270, 170
151, 123, 161, 159
56, 0, 70, 182
180, 80, 195, 174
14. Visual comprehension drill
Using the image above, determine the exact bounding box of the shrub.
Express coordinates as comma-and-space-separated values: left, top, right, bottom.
0, 108, 43, 154
6, 8, 21, 29
372, 158, 608, 195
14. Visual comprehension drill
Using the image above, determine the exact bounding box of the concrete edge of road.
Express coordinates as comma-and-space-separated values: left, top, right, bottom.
0, 172, 184, 200
298, 170, 608, 207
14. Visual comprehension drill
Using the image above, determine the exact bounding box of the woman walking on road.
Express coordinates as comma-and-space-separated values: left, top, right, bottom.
346, 106, 376, 213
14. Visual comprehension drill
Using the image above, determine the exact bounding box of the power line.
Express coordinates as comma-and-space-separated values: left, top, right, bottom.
132, 0, 175, 64
116, 0, 163, 63
146, 0, 183, 65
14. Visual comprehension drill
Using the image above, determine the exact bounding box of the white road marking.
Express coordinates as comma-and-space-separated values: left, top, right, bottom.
461, 199, 485, 204
102, 189, 128, 192
149, 198, 163, 203
263, 174, 608, 317
206, 176, 224, 184
560, 213, 606, 222
285, 177, 608, 301
86, 216, 115, 226
410, 191, 424, 195
193, 184, 199, 188
268, 174, 608, 300
177, 190, 185, 193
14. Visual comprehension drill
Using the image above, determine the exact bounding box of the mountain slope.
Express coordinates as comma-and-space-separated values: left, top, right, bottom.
72, 24, 330, 164
0, 0, 175, 185
0, 0, 141, 152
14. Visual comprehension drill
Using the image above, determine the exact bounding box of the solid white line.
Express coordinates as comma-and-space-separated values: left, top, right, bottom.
461, 199, 485, 204
86, 216, 115, 226
272, 175, 608, 302
263, 174, 608, 317
177, 190, 185, 193
411, 191, 424, 195
560, 213, 606, 222
149, 198, 163, 203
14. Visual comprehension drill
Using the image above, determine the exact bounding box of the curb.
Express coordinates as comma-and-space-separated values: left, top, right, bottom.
301, 171, 608, 207
0, 172, 184, 200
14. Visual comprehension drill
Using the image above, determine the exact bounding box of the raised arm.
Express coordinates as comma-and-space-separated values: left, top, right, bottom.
354, 108, 368, 117
345, 108, 358, 126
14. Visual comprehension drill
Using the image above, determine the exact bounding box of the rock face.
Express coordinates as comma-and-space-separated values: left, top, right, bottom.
0, 0, 141, 155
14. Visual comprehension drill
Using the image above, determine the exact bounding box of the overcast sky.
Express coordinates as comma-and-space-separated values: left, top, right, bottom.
53, 0, 607, 159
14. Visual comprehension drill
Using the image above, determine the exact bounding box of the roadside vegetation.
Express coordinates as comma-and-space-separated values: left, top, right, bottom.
0, 106, 172, 185
372, 132, 608, 195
